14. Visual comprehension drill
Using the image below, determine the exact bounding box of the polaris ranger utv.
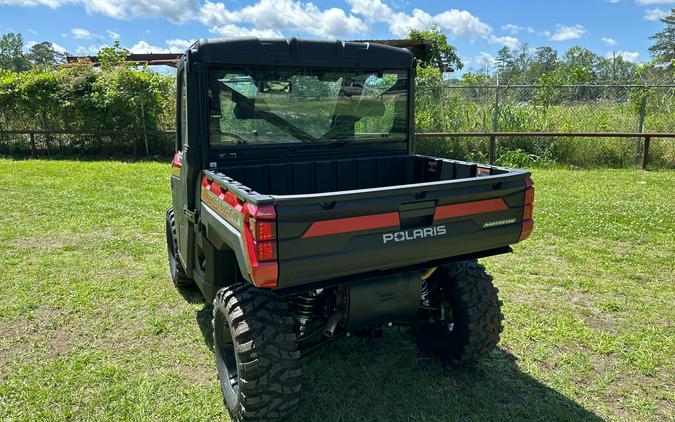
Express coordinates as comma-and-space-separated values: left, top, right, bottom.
166, 37, 534, 421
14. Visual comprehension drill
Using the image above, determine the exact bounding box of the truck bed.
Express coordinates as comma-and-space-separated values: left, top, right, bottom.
199, 154, 532, 290
218, 155, 499, 195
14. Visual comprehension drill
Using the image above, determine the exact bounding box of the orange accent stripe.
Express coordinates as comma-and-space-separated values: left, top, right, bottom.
433, 198, 508, 221
302, 212, 400, 238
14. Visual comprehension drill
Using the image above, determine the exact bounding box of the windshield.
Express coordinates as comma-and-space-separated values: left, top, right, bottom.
208, 67, 409, 145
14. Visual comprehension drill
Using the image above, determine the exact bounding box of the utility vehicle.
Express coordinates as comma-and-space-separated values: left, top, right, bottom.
166, 37, 534, 421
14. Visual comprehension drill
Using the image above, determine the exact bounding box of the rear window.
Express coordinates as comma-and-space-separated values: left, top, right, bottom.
208, 67, 409, 146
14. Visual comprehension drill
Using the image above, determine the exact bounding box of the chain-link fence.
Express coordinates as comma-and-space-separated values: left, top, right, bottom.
1, 84, 673, 166
415, 84, 675, 167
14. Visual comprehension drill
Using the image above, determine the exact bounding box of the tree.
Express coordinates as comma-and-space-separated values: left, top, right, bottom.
0, 32, 31, 71
97, 41, 131, 70
408, 25, 463, 72
495, 46, 514, 79
648, 8, 675, 68
531, 47, 558, 77
28, 42, 65, 69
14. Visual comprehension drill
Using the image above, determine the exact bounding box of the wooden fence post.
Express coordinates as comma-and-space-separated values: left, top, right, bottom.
641, 136, 651, 170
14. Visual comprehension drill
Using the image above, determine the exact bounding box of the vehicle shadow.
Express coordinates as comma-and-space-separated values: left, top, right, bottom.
191, 301, 602, 422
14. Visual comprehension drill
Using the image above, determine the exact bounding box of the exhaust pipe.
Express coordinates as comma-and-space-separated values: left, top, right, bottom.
323, 312, 342, 337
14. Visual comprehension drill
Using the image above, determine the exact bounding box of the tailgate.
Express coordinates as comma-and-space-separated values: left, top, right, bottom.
273, 172, 530, 289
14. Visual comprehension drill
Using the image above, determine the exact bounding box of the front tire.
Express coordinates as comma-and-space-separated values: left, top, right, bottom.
213, 283, 303, 421
414, 261, 504, 363
165, 208, 194, 287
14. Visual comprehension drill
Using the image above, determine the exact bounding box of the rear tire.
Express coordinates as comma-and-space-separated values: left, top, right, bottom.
213, 283, 303, 421
165, 208, 194, 287
414, 260, 503, 363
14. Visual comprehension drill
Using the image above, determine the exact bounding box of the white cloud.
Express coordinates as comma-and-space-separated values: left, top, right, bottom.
0, 0, 198, 23
200, 0, 367, 38
548, 24, 585, 41
602, 37, 618, 46
81, 0, 198, 23
347, 0, 522, 52
71, 27, 95, 39
0, 0, 66, 7
606, 0, 620, 3
644, 8, 669, 20
75, 44, 106, 55
501, 24, 534, 35
489, 35, 520, 49
107, 30, 120, 39
607, 50, 641, 63
29, 40, 69, 54
476, 51, 495, 67
635, 0, 674, 4
51, 42, 68, 54
130, 40, 168, 53
165, 38, 194, 51
130, 39, 197, 53
616, 51, 640, 63
349, 2, 494, 39
207, 24, 283, 38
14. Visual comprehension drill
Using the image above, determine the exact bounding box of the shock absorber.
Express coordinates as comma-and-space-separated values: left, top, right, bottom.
420, 280, 429, 307
295, 290, 320, 338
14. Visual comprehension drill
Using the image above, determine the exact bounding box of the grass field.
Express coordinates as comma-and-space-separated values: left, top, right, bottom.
0, 160, 673, 421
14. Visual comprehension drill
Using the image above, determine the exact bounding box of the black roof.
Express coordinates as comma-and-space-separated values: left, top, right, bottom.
191, 37, 414, 69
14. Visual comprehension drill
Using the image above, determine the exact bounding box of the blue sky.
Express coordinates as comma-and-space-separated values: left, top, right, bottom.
0, 0, 672, 74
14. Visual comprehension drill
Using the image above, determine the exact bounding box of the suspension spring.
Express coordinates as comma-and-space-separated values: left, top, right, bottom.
295, 290, 320, 338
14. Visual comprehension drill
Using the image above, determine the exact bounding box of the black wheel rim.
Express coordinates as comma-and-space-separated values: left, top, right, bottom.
213, 309, 239, 404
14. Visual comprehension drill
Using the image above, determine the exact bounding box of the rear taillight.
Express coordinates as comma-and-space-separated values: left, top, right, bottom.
171, 153, 182, 176
242, 204, 278, 288
519, 176, 535, 242
201, 176, 279, 288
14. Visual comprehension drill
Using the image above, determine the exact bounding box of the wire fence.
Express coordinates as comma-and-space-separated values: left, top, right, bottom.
414, 84, 675, 167
0, 84, 673, 167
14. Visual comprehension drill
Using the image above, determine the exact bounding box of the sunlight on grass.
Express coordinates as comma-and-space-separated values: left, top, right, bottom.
0, 160, 673, 421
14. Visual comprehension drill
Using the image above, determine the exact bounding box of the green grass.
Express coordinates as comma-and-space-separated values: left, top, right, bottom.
0, 160, 673, 421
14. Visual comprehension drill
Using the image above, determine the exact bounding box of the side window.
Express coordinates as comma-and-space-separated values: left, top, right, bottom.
178, 69, 188, 150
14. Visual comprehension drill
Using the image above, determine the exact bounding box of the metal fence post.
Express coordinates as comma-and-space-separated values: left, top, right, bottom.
636, 93, 647, 162
29, 132, 37, 157
490, 85, 499, 164
641, 136, 651, 170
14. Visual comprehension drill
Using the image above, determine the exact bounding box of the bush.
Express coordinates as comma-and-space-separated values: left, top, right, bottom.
0, 58, 175, 157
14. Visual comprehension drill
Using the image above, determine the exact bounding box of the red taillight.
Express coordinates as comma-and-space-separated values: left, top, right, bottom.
519, 176, 535, 242
171, 152, 182, 168
201, 177, 279, 288
171, 153, 182, 176
251, 218, 276, 241
242, 204, 278, 288
255, 241, 277, 261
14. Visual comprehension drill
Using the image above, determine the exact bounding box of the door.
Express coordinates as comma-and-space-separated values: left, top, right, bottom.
171, 66, 194, 273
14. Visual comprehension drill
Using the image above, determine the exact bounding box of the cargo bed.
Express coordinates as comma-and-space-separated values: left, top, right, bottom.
200, 154, 532, 290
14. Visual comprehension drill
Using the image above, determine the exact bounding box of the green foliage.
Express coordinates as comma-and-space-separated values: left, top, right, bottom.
0, 32, 31, 71
648, 8, 675, 69
409, 25, 463, 71
0, 47, 175, 156
97, 41, 132, 71
28, 42, 65, 69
